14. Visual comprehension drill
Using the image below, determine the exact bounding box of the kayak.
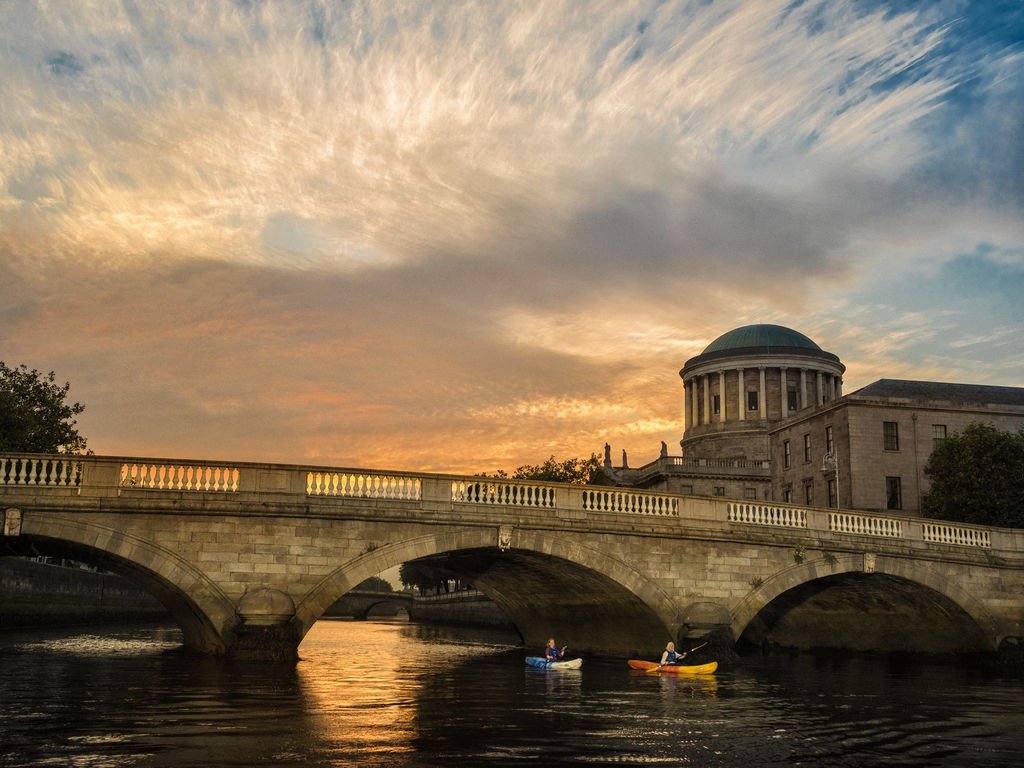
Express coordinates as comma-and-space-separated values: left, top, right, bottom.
627, 659, 718, 674
526, 656, 583, 670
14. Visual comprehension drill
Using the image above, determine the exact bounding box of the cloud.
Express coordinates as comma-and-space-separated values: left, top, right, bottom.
0, 0, 1021, 471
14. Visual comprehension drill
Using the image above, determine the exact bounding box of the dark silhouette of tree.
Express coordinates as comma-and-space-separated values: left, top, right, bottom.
922, 422, 1024, 528
354, 576, 393, 592
0, 362, 88, 453
483, 453, 609, 484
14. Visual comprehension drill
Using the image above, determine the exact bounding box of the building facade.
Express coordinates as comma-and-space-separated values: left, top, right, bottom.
611, 324, 1024, 516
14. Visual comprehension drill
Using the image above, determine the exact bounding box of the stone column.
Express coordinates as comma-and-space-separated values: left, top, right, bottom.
691, 378, 700, 428
702, 374, 710, 425
780, 367, 788, 416
718, 370, 726, 422
836, 376, 843, 398
817, 370, 824, 405
737, 367, 745, 421
800, 368, 808, 409
758, 367, 766, 420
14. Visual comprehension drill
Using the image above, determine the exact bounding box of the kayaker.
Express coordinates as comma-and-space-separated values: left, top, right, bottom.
544, 638, 565, 662
660, 642, 687, 666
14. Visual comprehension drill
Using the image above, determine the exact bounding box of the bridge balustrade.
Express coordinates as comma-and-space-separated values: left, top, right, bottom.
727, 502, 806, 529
0, 455, 81, 488
0, 453, 1013, 552
308, 471, 422, 500
120, 462, 240, 492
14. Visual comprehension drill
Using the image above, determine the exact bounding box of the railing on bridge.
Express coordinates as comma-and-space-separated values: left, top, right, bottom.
0, 453, 1010, 552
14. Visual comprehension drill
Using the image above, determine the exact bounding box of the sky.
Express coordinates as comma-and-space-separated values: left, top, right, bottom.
1, 0, 1022, 475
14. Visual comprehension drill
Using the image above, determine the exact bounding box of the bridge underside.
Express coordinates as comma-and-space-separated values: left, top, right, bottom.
408, 548, 673, 658
1, 534, 226, 654
739, 573, 991, 655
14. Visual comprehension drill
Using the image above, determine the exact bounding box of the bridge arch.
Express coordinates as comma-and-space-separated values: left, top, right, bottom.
13, 513, 238, 654
731, 553, 1002, 653
294, 527, 682, 657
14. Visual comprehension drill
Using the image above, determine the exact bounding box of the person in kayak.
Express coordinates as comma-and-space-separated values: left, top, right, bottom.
660, 642, 687, 666
545, 638, 565, 662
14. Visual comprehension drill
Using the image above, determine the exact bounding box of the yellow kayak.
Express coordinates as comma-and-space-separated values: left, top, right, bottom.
627, 659, 718, 674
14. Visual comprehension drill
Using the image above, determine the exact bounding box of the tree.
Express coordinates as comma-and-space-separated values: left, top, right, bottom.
483, 453, 609, 485
0, 362, 88, 454
354, 576, 393, 593
921, 423, 1024, 528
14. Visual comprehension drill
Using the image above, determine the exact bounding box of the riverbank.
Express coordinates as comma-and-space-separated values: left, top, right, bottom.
0, 556, 168, 628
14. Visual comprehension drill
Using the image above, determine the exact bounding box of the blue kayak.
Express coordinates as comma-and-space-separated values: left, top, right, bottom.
525, 656, 583, 670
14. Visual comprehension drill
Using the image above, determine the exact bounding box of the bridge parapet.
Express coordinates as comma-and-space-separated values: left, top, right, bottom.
3, 453, 1023, 556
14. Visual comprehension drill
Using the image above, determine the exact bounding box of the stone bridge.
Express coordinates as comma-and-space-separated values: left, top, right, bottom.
325, 588, 413, 619
2, 453, 1023, 660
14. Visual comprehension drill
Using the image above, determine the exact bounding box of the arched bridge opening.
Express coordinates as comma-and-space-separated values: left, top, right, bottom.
398, 548, 674, 657
0, 531, 227, 654
737, 572, 992, 655
295, 532, 680, 660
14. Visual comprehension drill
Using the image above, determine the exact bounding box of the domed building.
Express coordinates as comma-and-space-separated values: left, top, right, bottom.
679, 323, 845, 461
609, 323, 1024, 515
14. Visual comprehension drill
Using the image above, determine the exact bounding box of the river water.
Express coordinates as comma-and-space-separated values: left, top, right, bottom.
1, 619, 1022, 767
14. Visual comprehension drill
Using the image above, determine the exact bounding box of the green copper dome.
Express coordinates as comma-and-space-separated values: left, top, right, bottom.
702, 324, 821, 354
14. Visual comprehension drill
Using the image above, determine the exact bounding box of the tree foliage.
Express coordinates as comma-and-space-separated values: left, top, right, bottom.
398, 560, 464, 595
483, 453, 608, 484
921, 423, 1024, 528
0, 362, 88, 454
354, 576, 393, 593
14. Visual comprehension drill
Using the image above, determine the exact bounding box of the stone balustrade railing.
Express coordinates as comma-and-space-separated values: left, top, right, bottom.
2, 453, 1019, 554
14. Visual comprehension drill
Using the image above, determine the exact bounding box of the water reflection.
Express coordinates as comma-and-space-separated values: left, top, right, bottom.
1, 620, 1023, 767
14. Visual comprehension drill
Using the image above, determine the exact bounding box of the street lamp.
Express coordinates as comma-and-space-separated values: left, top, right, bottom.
821, 450, 840, 510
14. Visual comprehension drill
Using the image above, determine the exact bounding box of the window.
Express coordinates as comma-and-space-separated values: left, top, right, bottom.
713, 394, 720, 415
827, 478, 837, 508
744, 487, 757, 500
883, 421, 899, 451
783, 440, 791, 469
714, 486, 726, 496
783, 487, 792, 503
804, 481, 813, 505
825, 425, 834, 457
788, 390, 798, 411
803, 434, 812, 463
932, 424, 947, 449
747, 390, 759, 411
886, 476, 902, 510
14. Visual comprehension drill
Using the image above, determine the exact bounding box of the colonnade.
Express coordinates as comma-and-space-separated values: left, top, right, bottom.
686, 366, 843, 429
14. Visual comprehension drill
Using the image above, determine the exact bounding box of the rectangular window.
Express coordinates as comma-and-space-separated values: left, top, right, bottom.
713, 394, 721, 415
886, 476, 902, 510
883, 421, 900, 451
783, 440, 791, 469
825, 425, 834, 457
714, 486, 726, 496
744, 487, 757, 500
783, 488, 792, 503
747, 391, 759, 411
804, 482, 813, 505
932, 424, 947, 449
803, 434, 812, 463
788, 390, 798, 411
828, 478, 837, 508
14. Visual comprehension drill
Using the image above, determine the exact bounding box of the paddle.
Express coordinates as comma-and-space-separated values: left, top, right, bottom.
646, 641, 710, 672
